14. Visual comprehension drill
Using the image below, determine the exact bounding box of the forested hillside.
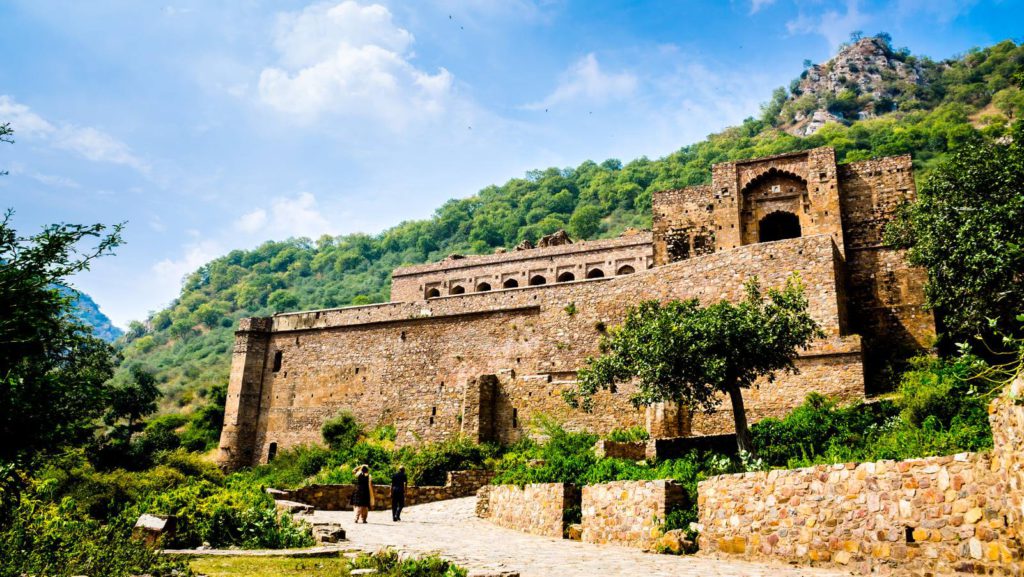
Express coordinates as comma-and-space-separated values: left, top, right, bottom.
68, 289, 123, 342
116, 37, 1024, 412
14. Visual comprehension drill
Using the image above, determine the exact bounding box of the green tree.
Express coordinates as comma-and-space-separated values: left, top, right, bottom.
105, 365, 160, 433
568, 204, 603, 239
566, 275, 823, 453
0, 210, 123, 462
886, 122, 1024, 343
267, 289, 300, 312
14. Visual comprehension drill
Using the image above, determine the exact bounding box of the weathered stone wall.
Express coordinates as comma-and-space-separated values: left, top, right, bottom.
284, 469, 494, 511
697, 374, 1024, 576
484, 483, 580, 538
839, 155, 933, 391
219, 235, 863, 465
593, 440, 647, 461
581, 480, 684, 550
391, 233, 653, 302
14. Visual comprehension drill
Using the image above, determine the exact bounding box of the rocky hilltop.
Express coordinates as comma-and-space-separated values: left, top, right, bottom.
783, 36, 928, 135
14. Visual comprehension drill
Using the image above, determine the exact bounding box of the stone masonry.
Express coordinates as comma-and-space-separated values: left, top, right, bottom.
581, 480, 685, 551
696, 373, 1024, 576
481, 483, 581, 539
217, 147, 933, 470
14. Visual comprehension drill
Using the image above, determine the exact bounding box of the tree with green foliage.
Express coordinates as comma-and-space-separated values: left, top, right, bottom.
886, 121, 1024, 344
0, 210, 123, 463
321, 411, 363, 451
566, 275, 823, 453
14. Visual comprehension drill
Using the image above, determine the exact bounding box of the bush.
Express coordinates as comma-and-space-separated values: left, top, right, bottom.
605, 426, 649, 443
321, 411, 363, 451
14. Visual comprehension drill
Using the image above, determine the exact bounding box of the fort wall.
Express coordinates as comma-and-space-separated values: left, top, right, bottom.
219, 235, 863, 466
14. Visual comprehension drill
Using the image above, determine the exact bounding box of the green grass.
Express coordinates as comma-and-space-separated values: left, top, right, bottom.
189, 555, 350, 577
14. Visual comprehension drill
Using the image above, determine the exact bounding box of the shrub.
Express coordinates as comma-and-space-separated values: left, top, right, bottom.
321, 411, 363, 451
605, 426, 649, 443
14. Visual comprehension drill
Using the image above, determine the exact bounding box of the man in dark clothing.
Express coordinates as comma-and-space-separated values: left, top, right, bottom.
391, 465, 407, 522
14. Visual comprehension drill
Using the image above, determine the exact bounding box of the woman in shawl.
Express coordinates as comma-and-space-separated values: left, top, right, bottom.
352, 464, 374, 523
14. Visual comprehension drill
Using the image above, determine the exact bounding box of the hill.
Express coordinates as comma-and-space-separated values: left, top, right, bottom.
114, 36, 1024, 412
64, 288, 124, 342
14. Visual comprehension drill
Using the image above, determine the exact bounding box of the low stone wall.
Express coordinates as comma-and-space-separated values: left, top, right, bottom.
697, 374, 1024, 575
644, 434, 737, 460
593, 440, 647, 461
482, 483, 580, 539
284, 469, 494, 511
581, 480, 684, 550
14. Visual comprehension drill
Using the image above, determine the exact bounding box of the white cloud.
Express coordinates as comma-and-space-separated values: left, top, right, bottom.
234, 192, 338, 239
786, 0, 871, 50
258, 1, 454, 130
0, 95, 56, 137
750, 0, 777, 14
894, 0, 978, 23
53, 126, 149, 172
0, 95, 149, 173
525, 53, 637, 110
30, 172, 80, 188
153, 239, 223, 289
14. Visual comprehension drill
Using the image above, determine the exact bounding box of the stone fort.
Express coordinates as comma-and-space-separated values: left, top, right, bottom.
217, 147, 934, 470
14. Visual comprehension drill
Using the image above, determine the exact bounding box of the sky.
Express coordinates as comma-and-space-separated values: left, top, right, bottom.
0, 0, 1020, 328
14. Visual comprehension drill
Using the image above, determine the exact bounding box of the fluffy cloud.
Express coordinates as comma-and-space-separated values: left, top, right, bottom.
258, 1, 454, 129
749, 0, 777, 14
153, 239, 224, 289
234, 192, 338, 239
525, 53, 637, 110
0, 95, 148, 172
786, 0, 870, 50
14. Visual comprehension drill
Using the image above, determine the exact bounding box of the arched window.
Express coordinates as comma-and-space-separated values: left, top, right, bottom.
586, 268, 605, 279
450, 285, 465, 295
758, 211, 801, 243
503, 278, 519, 289
476, 282, 492, 292
425, 287, 441, 299
616, 265, 635, 275
556, 272, 575, 283
529, 275, 547, 286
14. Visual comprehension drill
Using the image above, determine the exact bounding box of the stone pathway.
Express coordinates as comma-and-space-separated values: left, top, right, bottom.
303, 497, 852, 577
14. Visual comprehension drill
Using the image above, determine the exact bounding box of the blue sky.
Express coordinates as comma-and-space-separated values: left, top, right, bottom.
0, 0, 1019, 327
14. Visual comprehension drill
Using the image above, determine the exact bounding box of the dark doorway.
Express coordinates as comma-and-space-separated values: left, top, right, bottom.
267, 442, 278, 462
616, 265, 635, 275
476, 282, 492, 292
758, 211, 801, 243
529, 275, 547, 286
425, 287, 441, 299
503, 278, 519, 289
450, 285, 466, 295
586, 268, 605, 279
557, 272, 575, 282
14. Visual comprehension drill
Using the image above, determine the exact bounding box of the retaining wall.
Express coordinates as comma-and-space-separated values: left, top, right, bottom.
581, 480, 685, 550
697, 374, 1024, 575
480, 483, 580, 538
283, 469, 494, 511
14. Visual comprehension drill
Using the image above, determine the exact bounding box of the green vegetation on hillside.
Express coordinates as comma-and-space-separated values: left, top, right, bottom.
116, 39, 1024, 414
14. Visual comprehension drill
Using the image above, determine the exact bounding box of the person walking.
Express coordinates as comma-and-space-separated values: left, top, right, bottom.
391, 465, 407, 522
352, 465, 374, 523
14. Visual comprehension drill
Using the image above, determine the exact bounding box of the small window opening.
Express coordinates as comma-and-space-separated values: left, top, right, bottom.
586, 268, 605, 279
503, 278, 519, 289
476, 282, 492, 292
616, 265, 635, 275
529, 275, 547, 286
450, 285, 465, 295
272, 350, 283, 372
426, 287, 441, 299
400, 331, 406, 341
355, 367, 360, 375
268, 442, 278, 462
429, 416, 435, 425
557, 272, 575, 283
905, 527, 915, 543
512, 408, 519, 429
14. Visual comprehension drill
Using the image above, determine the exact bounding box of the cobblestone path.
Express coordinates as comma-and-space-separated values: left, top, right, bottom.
304, 497, 851, 577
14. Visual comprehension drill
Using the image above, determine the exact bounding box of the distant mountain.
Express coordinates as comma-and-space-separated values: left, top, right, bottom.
113, 37, 1024, 411
67, 289, 124, 342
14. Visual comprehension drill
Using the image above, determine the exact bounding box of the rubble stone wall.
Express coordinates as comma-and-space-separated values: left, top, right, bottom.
285, 469, 494, 511
485, 483, 580, 538
220, 235, 863, 465
581, 480, 685, 550
697, 374, 1024, 576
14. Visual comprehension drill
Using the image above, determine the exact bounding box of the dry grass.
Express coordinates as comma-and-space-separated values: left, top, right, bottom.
188, 555, 350, 577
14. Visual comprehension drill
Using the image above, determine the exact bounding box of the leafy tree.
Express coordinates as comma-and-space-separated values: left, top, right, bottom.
568, 205, 603, 239
105, 365, 160, 432
566, 275, 823, 453
321, 411, 363, 451
0, 210, 123, 462
886, 121, 1024, 343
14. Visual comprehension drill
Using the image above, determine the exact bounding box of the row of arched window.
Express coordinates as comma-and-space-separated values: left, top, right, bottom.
425, 264, 637, 299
